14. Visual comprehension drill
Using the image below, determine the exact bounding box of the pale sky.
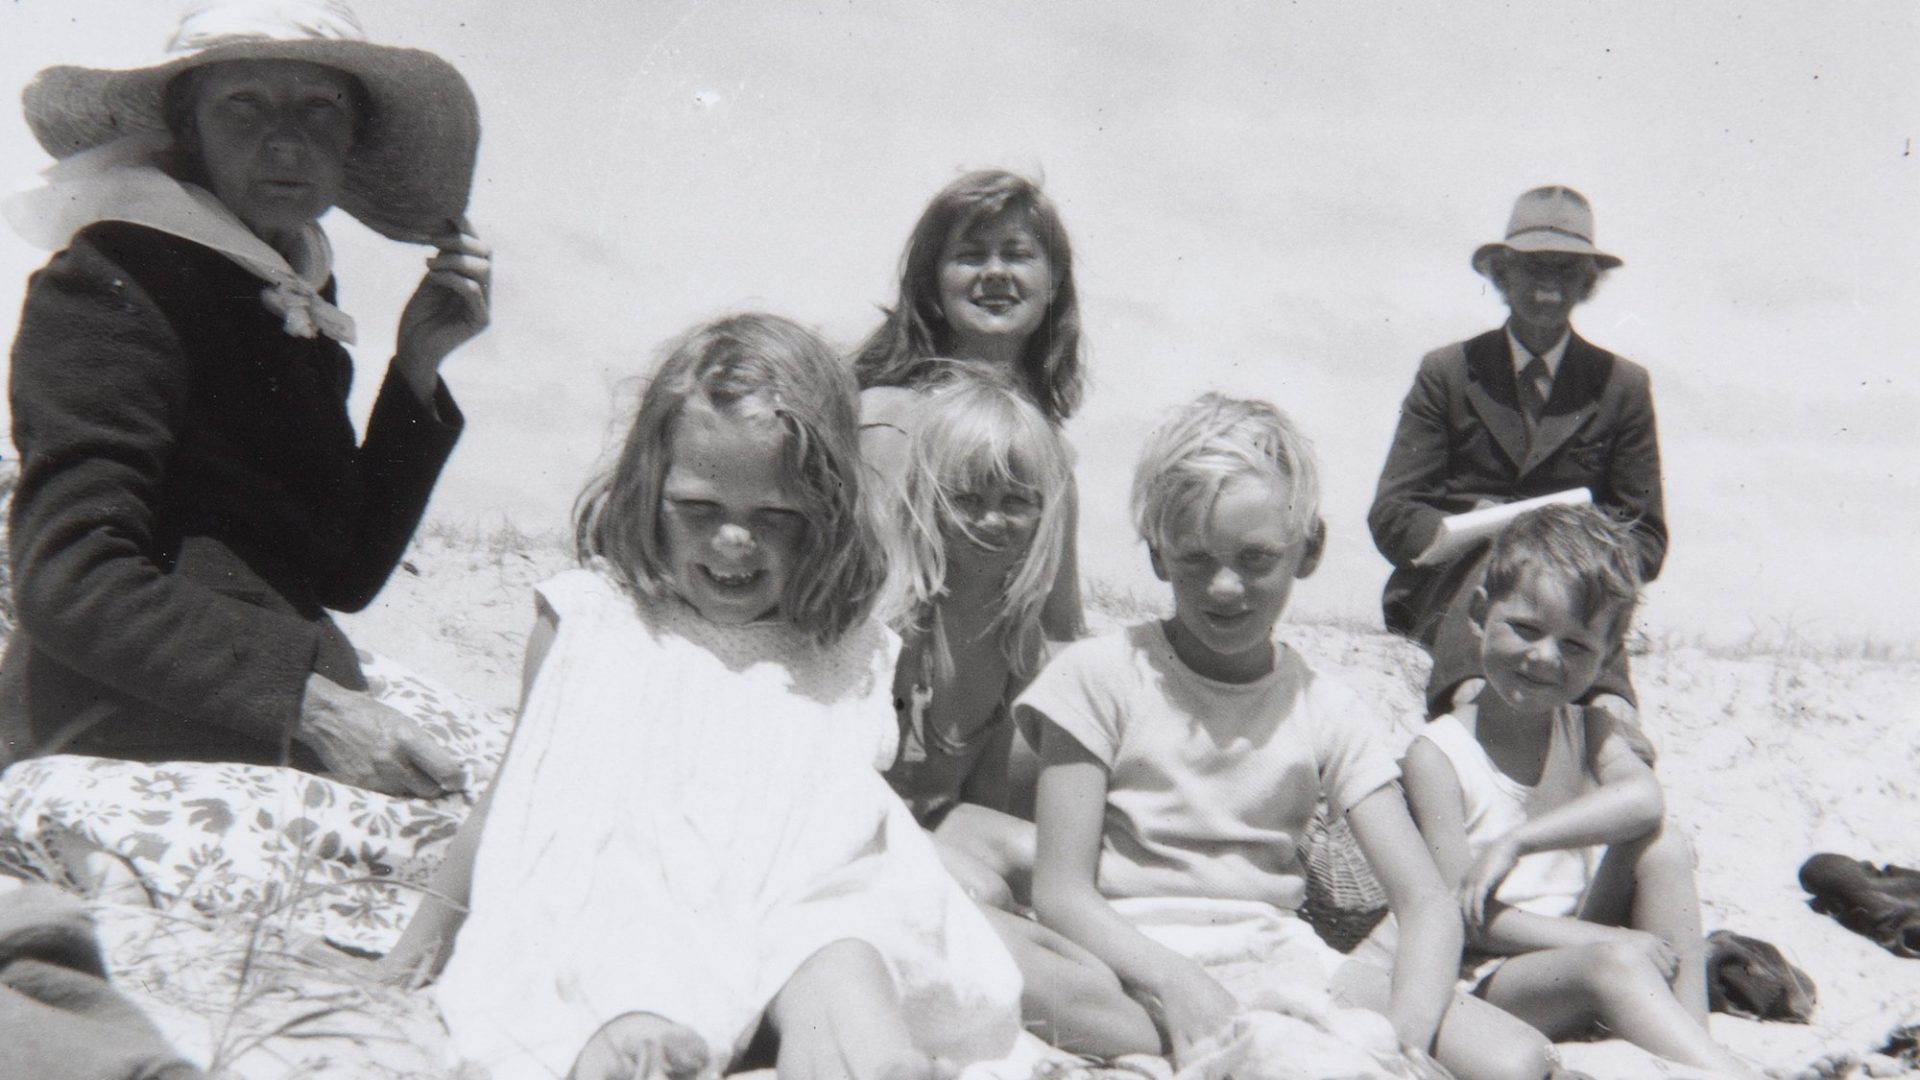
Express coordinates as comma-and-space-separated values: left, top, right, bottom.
4, 1, 1916, 646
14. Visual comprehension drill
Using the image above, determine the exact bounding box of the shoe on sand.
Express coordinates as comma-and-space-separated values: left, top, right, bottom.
1799, 853, 1920, 959
1705, 929, 1816, 1022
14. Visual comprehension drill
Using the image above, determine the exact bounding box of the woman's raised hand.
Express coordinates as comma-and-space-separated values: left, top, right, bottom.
396, 216, 492, 396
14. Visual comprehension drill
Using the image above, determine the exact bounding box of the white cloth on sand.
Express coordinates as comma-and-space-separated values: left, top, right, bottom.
434, 569, 1021, 1079
1116, 897, 1422, 1080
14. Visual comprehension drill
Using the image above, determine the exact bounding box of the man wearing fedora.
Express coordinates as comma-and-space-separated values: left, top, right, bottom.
1369, 186, 1666, 745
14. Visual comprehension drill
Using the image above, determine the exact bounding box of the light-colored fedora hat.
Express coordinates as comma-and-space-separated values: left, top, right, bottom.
1472, 185, 1622, 277
21, 0, 478, 244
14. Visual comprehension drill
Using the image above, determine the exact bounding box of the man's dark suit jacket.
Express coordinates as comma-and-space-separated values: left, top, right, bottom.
1369, 327, 1667, 648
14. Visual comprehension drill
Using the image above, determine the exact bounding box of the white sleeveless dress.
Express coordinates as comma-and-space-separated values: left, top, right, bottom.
434, 570, 1021, 1079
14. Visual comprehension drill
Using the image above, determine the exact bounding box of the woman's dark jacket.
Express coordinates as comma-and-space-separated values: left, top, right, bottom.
0, 221, 462, 769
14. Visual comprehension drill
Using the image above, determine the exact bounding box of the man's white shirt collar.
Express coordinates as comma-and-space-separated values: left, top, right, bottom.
1506, 328, 1571, 381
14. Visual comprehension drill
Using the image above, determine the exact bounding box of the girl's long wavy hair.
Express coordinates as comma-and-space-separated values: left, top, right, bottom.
853, 169, 1084, 424
881, 363, 1072, 681
574, 314, 885, 645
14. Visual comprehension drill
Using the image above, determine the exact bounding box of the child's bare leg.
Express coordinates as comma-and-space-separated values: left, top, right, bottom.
768, 939, 940, 1080
1583, 819, 1709, 1022
1332, 961, 1553, 1080
934, 805, 1036, 905
569, 1012, 710, 1080
983, 906, 1159, 1058
1482, 946, 1758, 1079
933, 840, 1015, 910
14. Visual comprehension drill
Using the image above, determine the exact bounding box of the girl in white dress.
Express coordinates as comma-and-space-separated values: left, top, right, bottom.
384, 314, 1021, 1080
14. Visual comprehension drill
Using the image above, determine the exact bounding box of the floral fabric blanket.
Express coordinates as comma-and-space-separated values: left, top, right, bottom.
0, 651, 513, 956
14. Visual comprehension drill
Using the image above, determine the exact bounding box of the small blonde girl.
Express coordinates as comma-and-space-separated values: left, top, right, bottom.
878, 362, 1070, 842
875, 364, 1157, 1055
387, 315, 1020, 1080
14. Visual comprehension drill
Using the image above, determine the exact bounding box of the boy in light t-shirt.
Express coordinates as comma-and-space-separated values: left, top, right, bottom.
1023, 394, 1556, 1080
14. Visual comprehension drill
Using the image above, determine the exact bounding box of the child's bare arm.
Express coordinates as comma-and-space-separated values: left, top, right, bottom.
1401, 739, 1475, 885
1459, 711, 1663, 927
379, 603, 556, 984
1585, 706, 1661, 795
380, 772, 497, 984
1404, 740, 1628, 956
1029, 718, 1231, 1059
1038, 479, 1086, 642
1347, 783, 1459, 1056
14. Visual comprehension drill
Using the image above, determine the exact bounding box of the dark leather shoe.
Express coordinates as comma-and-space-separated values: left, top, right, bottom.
1705, 929, 1816, 1021
1800, 853, 1920, 958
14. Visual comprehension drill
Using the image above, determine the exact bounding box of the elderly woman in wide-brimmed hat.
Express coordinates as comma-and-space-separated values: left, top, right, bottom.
0, 0, 497, 951
1368, 186, 1667, 753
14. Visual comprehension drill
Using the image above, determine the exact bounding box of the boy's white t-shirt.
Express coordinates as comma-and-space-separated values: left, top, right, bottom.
1016, 621, 1402, 911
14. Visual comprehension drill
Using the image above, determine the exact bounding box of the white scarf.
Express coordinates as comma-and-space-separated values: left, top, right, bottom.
3, 136, 357, 344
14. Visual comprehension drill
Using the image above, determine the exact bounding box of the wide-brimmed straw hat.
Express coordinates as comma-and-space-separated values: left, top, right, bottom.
1472, 185, 1623, 277
21, 0, 478, 244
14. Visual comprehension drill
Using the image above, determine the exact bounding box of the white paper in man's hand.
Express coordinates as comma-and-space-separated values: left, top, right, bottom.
1413, 488, 1592, 567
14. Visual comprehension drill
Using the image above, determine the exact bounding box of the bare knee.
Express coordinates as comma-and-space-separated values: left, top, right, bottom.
781, 939, 895, 1006
936, 806, 1034, 879
1584, 940, 1665, 993
999, 821, 1036, 875
1636, 818, 1696, 877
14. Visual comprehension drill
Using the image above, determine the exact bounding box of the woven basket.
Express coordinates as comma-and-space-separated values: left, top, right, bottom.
1299, 802, 1390, 953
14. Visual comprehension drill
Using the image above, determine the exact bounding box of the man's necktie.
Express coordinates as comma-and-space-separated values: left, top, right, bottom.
1519, 356, 1551, 421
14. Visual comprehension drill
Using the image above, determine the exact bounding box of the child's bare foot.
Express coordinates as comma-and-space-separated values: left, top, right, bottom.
569, 1011, 710, 1080
771, 940, 945, 1080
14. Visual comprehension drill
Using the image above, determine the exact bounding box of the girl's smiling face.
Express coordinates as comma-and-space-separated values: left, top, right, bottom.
937, 212, 1054, 361
660, 404, 809, 625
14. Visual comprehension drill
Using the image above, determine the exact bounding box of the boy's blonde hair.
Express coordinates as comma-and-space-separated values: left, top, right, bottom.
1131, 393, 1323, 554
573, 313, 885, 645
883, 362, 1072, 680
1483, 503, 1642, 645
